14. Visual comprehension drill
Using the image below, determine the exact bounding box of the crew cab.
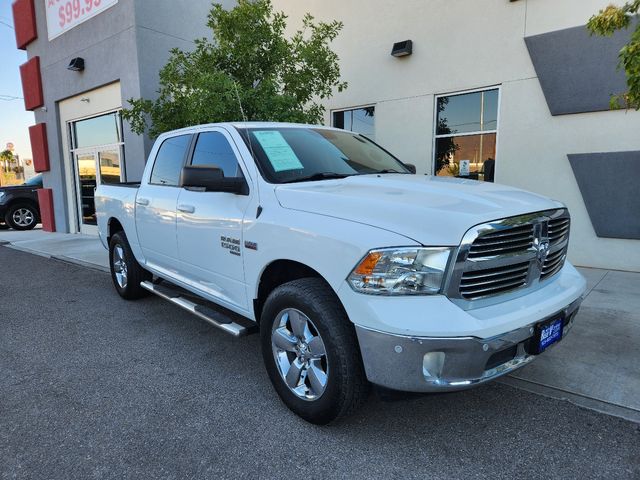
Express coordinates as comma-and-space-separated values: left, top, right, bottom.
95, 122, 586, 424
0, 174, 42, 230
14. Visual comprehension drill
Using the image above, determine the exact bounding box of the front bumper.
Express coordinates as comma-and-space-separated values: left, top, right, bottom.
356, 296, 581, 392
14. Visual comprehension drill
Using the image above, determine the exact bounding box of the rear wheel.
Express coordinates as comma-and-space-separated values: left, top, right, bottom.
4, 203, 38, 230
109, 232, 151, 300
260, 278, 370, 424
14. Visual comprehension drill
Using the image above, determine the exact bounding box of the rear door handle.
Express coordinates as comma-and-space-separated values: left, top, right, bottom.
136, 197, 150, 206
177, 204, 195, 214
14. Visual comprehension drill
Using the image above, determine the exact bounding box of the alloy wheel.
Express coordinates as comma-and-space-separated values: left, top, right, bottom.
112, 244, 128, 289
12, 208, 34, 227
271, 308, 329, 401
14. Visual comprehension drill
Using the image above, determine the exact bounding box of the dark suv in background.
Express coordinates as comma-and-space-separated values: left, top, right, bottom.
0, 175, 42, 230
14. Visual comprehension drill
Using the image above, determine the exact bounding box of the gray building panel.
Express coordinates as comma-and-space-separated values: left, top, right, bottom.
525, 24, 630, 116
568, 151, 640, 240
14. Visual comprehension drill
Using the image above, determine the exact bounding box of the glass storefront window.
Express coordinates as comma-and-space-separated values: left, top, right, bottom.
72, 112, 122, 149
435, 89, 498, 182
332, 106, 375, 139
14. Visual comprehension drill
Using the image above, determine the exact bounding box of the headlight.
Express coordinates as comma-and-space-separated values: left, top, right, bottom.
347, 247, 452, 295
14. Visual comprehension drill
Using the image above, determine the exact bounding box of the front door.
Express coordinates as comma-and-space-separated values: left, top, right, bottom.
176, 129, 253, 311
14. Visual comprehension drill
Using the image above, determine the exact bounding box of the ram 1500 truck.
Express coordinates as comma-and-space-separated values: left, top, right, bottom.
96, 122, 586, 424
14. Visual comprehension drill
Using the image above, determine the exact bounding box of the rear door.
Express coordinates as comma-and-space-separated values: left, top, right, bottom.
175, 128, 253, 310
136, 133, 192, 274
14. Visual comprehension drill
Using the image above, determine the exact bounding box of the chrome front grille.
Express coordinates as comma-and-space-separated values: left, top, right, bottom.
448, 209, 571, 303
467, 224, 534, 259
548, 217, 570, 245
459, 261, 530, 299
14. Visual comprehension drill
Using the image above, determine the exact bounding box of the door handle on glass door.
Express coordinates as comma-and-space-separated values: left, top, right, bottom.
136, 197, 150, 206
177, 204, 195, 214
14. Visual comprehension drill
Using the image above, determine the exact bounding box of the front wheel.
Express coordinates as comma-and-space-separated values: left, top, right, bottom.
4, 203, 38, 230
109, 232, 151, 300
260, 278, 370, 424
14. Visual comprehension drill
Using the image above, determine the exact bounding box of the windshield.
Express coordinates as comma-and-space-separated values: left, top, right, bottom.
239, 127, 409, 183
23, 175, 42, 187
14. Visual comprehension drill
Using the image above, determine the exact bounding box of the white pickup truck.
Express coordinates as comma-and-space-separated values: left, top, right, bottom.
96, 122, 586, 424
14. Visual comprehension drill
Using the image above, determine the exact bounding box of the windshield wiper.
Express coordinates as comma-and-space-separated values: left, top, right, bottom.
285, 172, 355, 183
368, 169, 409, 174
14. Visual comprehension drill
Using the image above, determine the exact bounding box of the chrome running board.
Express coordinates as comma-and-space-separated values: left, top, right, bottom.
140, 280, 255, 337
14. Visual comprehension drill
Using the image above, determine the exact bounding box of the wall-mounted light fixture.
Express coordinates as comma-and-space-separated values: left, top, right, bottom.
391, 40, 413, 58
67, 57, 85, 72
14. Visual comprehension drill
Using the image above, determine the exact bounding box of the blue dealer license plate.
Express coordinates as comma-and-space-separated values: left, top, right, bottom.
537, 318, 564, 353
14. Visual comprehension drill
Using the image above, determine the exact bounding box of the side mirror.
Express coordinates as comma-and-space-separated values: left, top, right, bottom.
403, 163, 417, 174
179, 165, 248, 195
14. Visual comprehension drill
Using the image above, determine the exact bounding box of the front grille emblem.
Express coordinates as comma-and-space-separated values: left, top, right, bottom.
533, 221, 550, 268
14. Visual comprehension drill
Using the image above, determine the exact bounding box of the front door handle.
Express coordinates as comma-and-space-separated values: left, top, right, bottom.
136, 197, 150, 206
177, 204, 196, 214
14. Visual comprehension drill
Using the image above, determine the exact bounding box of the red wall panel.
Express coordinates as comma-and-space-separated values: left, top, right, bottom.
29, 123, 50, 172
12, 0, 37, 49
19, 56, 44, 111
37, 189, 56, 232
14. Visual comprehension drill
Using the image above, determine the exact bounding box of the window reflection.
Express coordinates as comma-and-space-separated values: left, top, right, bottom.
333, 106, 375, 139
435, 134, 496, 181
435, 89, 498, 182
76, 153, 97, 225
99, 149, 122, 184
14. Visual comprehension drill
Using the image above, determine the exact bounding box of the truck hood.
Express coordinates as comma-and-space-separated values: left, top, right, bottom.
274, 174, 562, 245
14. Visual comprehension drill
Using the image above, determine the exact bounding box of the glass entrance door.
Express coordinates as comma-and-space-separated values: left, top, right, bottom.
72, 146, 124, 234
74, 150, 99, 229
68, 111, 125, 234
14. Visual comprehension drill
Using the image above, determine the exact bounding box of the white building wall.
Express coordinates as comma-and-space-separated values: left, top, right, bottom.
272, 0, 640, 271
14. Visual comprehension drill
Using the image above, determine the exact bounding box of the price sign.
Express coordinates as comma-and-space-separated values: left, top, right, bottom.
45, 0, 118, 40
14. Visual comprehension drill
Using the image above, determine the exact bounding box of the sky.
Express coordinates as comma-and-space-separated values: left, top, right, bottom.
0, 0, 35, 160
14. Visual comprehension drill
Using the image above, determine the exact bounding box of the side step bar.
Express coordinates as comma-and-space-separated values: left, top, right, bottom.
140, 280, 255, 337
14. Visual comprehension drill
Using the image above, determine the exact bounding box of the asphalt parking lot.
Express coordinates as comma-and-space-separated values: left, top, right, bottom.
1, 247, 639, 479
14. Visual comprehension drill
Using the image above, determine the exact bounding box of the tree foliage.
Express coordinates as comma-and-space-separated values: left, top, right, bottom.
588, 1, 640, 109
122, 0, 346, 137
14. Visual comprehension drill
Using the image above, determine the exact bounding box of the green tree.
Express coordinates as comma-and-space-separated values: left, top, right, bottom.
587, 1, 640, 109
123, 0, 346, 138
0, 149, 15, 173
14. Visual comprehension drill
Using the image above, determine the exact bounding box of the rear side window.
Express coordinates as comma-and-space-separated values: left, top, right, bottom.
191, 132, 240, 177
150, 134, 192, 186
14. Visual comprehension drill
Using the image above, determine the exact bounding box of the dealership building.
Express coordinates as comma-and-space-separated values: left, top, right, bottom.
12, 0, 640, 271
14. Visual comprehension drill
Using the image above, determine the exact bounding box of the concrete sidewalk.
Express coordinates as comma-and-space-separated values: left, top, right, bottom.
1, 228, 638, 422
0, 228, 108, 272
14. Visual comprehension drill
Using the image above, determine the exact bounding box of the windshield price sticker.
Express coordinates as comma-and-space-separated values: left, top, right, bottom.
253, 131, 304, 172
46, 0, 119, 40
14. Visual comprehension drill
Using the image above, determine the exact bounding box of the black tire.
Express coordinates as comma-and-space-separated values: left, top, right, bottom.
260, 278, 370, 424
4, 203, 39, 230
109, 231, 151, 300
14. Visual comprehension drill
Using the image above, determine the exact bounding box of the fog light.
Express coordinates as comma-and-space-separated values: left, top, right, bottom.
422, 352, 445, 380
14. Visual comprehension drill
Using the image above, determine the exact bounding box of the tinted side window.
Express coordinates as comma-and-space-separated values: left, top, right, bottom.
150, 134, 191, 186
191, 132, 240, 177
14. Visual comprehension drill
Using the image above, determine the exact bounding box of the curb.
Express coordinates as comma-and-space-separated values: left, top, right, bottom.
498, 376, 640, 424
3, 242, 110, 274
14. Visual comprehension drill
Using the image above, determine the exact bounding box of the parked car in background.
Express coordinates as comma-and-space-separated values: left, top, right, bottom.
0, 175, 42, 230
96, 122, 586, 424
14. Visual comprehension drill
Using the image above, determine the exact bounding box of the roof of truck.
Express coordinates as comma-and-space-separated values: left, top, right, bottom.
158, 122, 338, 137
